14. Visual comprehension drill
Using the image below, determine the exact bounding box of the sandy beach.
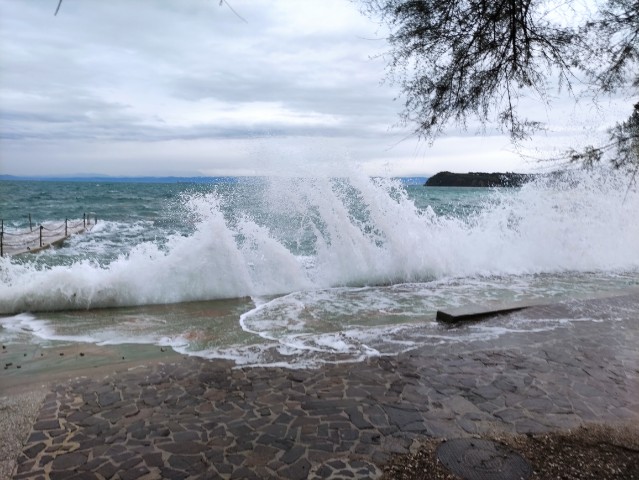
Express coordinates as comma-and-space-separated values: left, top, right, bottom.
1, 291, 639, 479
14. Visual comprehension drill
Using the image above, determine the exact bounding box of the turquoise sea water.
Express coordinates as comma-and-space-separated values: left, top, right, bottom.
1, 172, 638, 367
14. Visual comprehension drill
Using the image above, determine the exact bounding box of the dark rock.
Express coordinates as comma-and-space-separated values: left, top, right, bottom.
280, 446, 305, 465
287, 372, 307, 383
336, 470, 355, 478
339, 428, 360, 441
158, 442, 208, 455
67, 472, 101, 480
310, 442, 335, 452
230, 467, 259, 479
264, 423, 287, 438
14, 470, 47, 480
256, 433, 293, 450
281, 458, 311, 480
33, 419, 60, 431
327, 460, 346, 469
66, 411, 91, 424
160, 467, 189, 480
68, 472, 100, 480
346, 408, 373, 430
16, 459, 35, 474
118, 457, 143, 471
79, 457, 107, 472
173, 431, 200, 443
27, 432, 48, 443
51, 452, 87, 470
98, 391, 122, 408
315, 465, 333, 478
216, 463, 234, 474
119, 466, 150, 480
360, 432, 381, 445
23, 443, 46, 459
383, 405, 422, 428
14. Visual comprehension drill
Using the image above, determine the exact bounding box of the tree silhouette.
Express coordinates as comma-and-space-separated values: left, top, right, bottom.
362, 0, 638, 168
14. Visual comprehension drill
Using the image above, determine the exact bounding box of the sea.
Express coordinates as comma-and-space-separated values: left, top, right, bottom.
1, 169, 638, 368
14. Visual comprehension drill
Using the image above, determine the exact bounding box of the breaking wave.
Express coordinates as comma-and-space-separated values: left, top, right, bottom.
1, 168, 637, 314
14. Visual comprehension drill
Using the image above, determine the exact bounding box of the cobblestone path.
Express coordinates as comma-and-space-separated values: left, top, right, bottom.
11, 293, 639, 479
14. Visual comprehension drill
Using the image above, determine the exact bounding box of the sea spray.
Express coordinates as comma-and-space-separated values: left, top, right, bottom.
461, 170, 639, 273
0, 167, 638, 315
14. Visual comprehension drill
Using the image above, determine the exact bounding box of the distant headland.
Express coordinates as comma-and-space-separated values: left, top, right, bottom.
425, 171, 533, 187
0, 174, 238, 184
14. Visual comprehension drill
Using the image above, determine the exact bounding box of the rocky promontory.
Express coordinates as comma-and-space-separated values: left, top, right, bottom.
425, 171, 533, 187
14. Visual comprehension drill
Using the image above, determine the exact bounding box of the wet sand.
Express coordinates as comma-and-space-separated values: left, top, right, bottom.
1, 342, 179, 395
2, 291, 639, 479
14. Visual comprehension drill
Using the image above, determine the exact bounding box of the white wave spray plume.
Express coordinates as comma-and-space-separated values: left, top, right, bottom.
0, 167, 637, 314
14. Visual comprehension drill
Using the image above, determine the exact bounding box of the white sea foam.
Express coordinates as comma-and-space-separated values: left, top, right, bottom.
0, 313, 96, 343
0, 168, 637, 315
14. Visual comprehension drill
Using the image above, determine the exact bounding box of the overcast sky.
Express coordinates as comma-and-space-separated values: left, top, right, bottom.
0, 0, 633, 177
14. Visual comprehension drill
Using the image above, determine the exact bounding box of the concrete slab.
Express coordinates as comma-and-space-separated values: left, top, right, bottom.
436, 287, 639, 323
436, 302, 531, 323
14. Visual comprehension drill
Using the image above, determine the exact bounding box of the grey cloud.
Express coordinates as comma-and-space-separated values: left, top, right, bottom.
1, 0, 402, 147
1, 0, 525, 176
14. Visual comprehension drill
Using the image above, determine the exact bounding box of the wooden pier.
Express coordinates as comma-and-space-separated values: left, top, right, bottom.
0, 214, 95, 257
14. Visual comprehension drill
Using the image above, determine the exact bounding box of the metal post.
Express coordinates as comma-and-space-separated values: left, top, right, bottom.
1, 220, 3, 258
83, 213, 86, 228
39, 225, 43, 247
65, 219, 68, 237
29, 213, 32, 232
95, 215, 97, 225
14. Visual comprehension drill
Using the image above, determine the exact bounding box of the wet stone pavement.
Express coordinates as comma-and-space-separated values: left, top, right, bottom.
11, 293, 639, 479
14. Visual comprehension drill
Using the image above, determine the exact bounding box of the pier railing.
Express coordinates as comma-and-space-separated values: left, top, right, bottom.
0, 213, 97, 257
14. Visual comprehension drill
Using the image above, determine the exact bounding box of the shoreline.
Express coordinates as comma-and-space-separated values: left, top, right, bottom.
1, 342, 179, 395
2, 291, 639, 479
0, 344, 180, 480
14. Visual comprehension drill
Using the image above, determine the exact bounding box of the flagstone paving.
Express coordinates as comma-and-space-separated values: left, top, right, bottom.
9, 293, 639, 479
